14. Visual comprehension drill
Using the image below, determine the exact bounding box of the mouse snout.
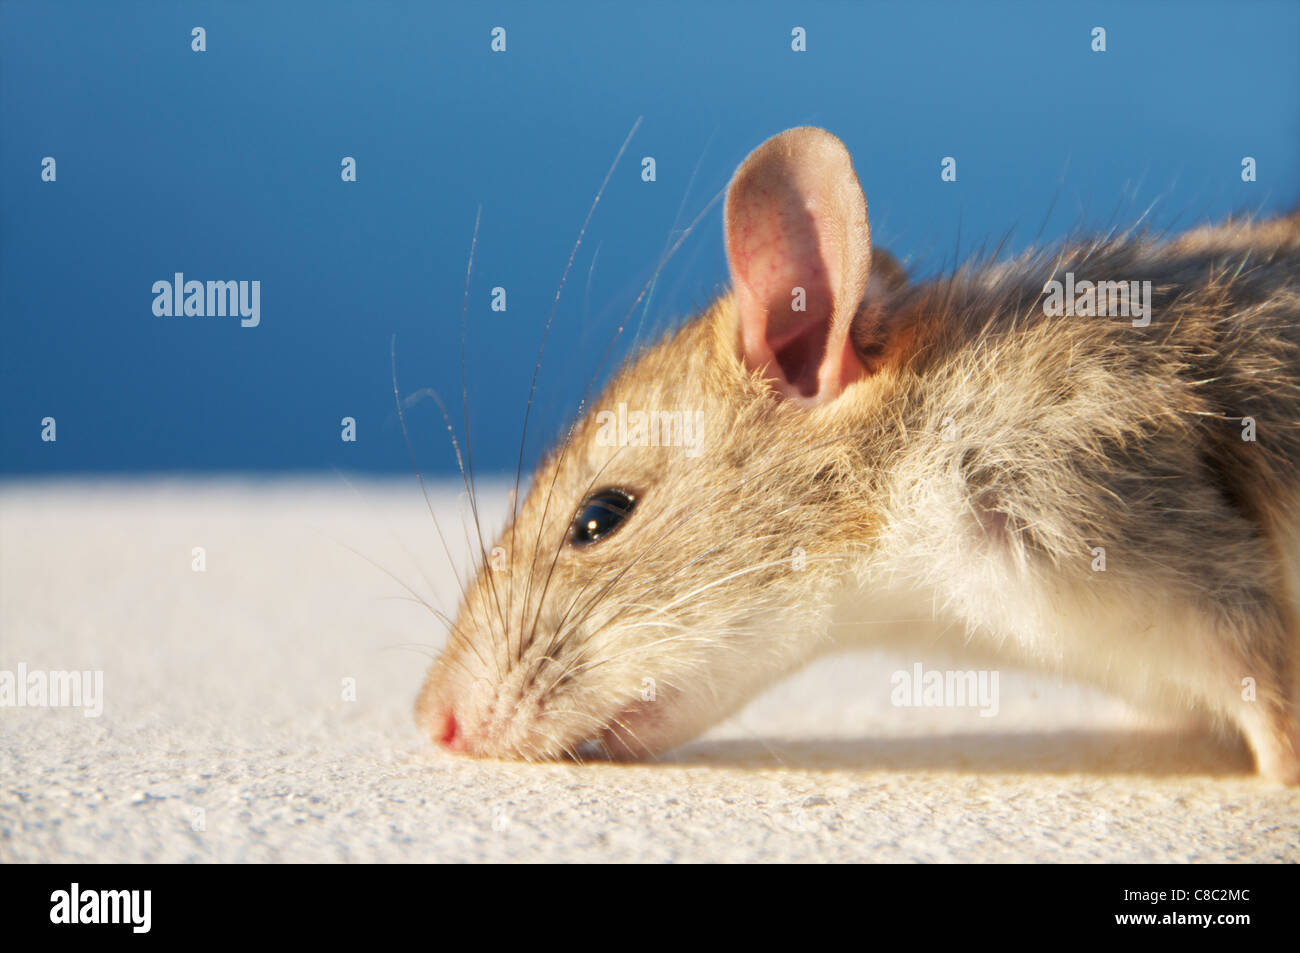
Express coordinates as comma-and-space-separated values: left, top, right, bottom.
431, 709, 463, 751
415, 676, 471, 754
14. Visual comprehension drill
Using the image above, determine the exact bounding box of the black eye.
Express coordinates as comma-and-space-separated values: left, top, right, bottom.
571, 489, 637, 546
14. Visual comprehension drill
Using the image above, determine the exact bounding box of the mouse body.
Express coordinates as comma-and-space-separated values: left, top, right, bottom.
417, 127, 1300, 783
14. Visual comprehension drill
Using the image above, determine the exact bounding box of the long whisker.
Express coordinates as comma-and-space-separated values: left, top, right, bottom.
455, 208, 512, 653
544, 500, 866, 698
400, 386, 514, 677
553, 427, 879, 654
525, 714, 603, 762
634, 126, 716, 343
547, 629, 757, 704
525, 183, 730, 665
327, 463, 458, 620
586, 182, 727, 395
531, 443, 636, 662
391, 337, 504, 680
325, 460, 497, 681
510, 117, 644, 666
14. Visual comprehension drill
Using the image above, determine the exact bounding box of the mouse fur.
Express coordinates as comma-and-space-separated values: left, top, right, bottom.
416, 127, 1300, 783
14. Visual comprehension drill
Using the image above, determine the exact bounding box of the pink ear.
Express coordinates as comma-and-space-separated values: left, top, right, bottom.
724, 127, 871, 405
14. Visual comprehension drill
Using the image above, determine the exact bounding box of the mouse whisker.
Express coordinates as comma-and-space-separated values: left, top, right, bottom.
527, 710, 606, 762
508, 119, 643, 665
544, 629, 734, 694
520, 163, 725, 665
549, 429, 874, 645
454, 208, 516, 658
327, 531, 498, 680
531, 444, 639, 662
391, 339, 509, 682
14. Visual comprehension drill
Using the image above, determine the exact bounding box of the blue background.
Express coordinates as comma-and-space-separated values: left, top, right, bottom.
3, 0, 1297, 476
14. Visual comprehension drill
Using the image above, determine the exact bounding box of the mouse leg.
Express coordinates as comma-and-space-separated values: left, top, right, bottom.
1222, 611, 1300, 785
1235, 699, 1300, 785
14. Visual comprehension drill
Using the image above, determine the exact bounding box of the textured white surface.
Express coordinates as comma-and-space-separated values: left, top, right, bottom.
1, 480, 1297, 863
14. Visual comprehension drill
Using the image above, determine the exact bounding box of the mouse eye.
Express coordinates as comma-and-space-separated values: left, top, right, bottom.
571, 489, 637, 546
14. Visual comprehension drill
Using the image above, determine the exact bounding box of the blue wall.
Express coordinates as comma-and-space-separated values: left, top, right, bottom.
3, 0, 1297, 475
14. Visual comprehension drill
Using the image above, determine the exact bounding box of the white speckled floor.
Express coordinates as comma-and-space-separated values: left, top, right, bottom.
2, 480, 1296, 863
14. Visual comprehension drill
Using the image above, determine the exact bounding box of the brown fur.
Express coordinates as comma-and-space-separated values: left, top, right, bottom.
417, 137, 1300, 782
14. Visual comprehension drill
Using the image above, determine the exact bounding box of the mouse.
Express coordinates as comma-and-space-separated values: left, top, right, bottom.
415, 126, 1300, 784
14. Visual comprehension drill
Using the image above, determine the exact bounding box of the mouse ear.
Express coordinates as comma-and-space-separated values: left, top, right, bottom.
724, 126, 871, 405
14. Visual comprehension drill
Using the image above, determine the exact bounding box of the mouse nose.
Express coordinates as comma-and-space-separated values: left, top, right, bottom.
432, 709, 464, 752
416, 675, 474, 754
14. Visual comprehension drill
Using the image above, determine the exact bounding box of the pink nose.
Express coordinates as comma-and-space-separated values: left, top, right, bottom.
434, 710, 464, 751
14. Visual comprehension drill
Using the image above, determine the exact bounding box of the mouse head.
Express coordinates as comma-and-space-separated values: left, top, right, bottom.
417, 127, 908, 760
